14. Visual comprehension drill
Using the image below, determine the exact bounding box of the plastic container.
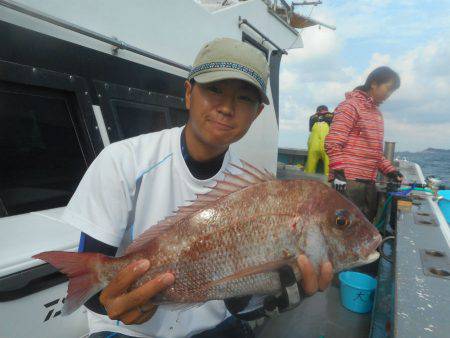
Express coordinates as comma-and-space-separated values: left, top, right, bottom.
438, 190, 450, 224
339, 271, 377, 314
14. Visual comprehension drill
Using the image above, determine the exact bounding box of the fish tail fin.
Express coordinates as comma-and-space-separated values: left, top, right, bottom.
33, 251, 109, 315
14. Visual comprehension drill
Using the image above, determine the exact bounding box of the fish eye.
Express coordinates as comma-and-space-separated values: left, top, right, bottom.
335, 217, 350, 228
335, 209, 351, 229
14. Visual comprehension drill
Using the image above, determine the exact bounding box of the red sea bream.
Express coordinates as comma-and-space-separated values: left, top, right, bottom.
34, 161, 382, 315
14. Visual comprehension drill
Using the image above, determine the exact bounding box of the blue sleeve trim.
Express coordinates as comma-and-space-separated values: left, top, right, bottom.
136, 153, 172, 181
78, 232, 86, 253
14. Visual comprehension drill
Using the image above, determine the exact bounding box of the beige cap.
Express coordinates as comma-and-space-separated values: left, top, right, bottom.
188, 38, 270, 104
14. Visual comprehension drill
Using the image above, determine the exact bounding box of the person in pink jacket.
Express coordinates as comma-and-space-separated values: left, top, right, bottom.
325, 66, 403, 221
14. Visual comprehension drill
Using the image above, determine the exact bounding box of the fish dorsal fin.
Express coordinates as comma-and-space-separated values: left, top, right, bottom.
237, 159, 276, 181
124, 160, 276, 255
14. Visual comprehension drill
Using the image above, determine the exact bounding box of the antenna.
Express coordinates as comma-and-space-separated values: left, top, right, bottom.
291, 1, 322, 6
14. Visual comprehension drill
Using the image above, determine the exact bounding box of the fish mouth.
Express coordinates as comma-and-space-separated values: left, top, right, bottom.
339, 235, 382, 271
356, 233, 383, 267
361, 233, 382, 260
345, 251, 380, 270
364, 251, 380, 264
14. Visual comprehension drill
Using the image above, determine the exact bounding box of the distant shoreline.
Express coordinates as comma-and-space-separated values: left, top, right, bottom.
396, 148, 450, 155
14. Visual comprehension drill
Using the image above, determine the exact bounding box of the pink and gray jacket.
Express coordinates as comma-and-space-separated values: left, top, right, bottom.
325, 90, 396, 182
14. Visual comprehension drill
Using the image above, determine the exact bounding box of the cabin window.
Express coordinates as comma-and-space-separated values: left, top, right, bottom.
0, 87, 87, 217
111, 99, 169, 139
95, 81, 188, 142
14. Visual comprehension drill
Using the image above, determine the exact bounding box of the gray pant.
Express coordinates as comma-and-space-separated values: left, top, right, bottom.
344, 180, 378, 222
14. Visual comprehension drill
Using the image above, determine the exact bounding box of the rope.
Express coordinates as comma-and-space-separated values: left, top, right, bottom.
375, 185, 433, 232
287, 1, 318, 50
375, 195, 393, 231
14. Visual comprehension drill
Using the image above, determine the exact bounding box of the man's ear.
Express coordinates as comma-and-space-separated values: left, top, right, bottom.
185, 80, 192, 110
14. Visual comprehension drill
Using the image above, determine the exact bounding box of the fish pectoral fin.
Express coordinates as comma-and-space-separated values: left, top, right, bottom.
206, 257, 297, 289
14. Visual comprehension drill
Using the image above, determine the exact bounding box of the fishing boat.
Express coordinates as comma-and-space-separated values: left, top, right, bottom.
0, 0, 324, 336
0, 1, 448, 337
275, 148, 450, 338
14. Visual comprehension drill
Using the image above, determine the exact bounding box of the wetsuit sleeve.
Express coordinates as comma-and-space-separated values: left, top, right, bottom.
325, 102, 358, 171
378, 155, 396, 175
78, 232, 118, 315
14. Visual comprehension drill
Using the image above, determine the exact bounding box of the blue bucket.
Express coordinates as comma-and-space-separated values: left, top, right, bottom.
339, 271, 377, 314
438, 190, 450, 224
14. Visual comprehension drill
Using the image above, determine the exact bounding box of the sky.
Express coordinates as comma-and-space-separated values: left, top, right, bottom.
279, 0, 450, 152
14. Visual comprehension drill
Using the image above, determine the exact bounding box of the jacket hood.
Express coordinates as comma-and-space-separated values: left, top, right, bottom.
345, 90, 378, 109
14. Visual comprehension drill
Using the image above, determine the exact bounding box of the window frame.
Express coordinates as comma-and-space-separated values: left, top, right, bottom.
0, 60, 101, 216
0, 60, 102, 157
109, 98, 170, 140
94, 80, 187, 142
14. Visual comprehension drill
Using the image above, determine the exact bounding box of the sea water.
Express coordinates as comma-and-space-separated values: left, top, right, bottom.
396, 148, 450, 185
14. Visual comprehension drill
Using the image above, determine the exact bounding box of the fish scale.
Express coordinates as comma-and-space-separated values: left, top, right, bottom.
33, 160, 382, 315
161, 215, 301, 302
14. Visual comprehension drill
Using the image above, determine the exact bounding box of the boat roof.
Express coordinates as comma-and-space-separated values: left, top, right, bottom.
196, 0, 335, 30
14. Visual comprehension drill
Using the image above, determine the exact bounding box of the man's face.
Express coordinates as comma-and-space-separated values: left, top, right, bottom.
185, 79, 264, 147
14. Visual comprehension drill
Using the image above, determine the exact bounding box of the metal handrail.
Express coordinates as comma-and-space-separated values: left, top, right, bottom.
0, 0, 191, 72
239, 17, 288, 55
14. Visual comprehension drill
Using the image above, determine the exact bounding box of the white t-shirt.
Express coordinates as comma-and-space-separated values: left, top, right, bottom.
62, 126, 240, 338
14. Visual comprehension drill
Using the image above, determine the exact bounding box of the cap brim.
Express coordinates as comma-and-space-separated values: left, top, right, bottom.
193, 71, 270, 105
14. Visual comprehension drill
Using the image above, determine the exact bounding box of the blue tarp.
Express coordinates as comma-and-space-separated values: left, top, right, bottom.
438, 190, 450, 223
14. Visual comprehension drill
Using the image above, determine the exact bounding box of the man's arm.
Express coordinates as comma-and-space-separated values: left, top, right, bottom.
378, 156, 397, 175
62, 144, 174, 324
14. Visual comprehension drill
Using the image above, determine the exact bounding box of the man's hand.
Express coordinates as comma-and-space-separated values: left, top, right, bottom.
386, 170, 403, 183
332, 170, 347, 193
99, 259, 174, 325
297, 255, 333, 295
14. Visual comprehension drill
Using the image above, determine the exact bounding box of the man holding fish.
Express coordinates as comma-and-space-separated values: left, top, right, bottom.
34, 38, 381, 338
